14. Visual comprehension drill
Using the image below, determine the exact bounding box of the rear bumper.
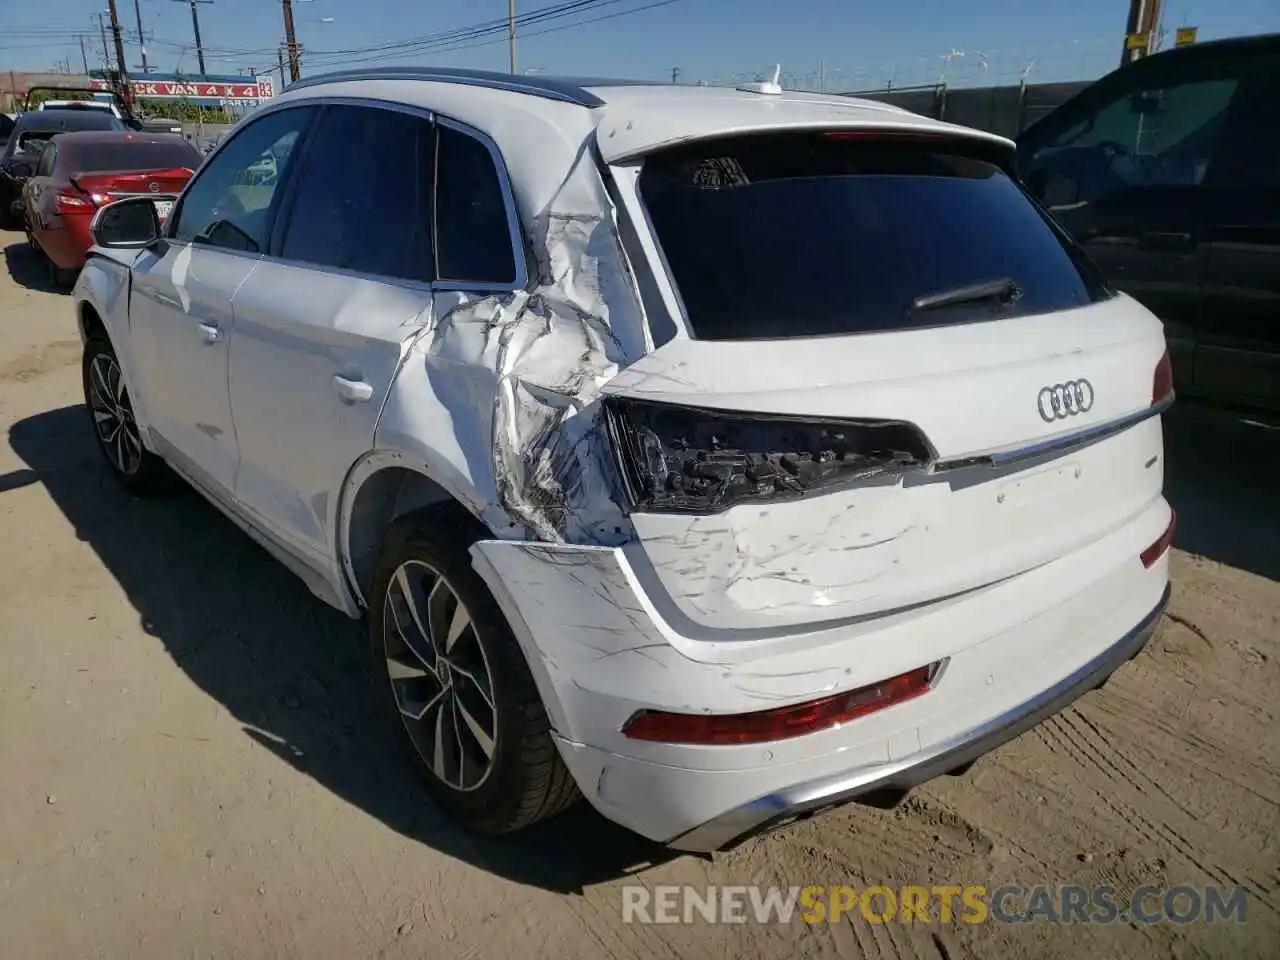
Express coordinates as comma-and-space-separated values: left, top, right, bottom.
669, 581, 1169, 852
472, 496, 1173, 846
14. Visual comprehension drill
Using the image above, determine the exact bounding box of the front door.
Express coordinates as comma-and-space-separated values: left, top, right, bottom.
1194, 55, 1280, 411
127, 105, 316, 494
229, 102, 436, 565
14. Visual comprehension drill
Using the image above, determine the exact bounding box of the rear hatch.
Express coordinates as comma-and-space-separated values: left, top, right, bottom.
604, 130, 1171, 631
71, 168, 192, 202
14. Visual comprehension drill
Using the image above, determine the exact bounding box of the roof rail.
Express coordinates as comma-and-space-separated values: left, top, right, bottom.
283, 66, 622, 107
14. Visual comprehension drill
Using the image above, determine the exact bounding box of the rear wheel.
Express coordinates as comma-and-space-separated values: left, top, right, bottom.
82, 335, 169, 494
368, 506, 580, 835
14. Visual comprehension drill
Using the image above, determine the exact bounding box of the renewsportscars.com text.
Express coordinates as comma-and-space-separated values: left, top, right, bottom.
621, 884, 1249, 926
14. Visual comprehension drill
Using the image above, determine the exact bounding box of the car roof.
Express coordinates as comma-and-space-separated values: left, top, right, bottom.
287, 66, 1015, 163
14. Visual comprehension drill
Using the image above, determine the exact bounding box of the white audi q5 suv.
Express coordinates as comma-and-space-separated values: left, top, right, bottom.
73, 67, 1175, 850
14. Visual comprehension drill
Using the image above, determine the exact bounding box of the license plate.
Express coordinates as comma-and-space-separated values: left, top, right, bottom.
154, 199, 174, 221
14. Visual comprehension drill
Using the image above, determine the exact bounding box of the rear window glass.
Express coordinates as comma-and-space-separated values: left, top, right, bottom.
639, 133, 1111, 340
63, 140, 201, 173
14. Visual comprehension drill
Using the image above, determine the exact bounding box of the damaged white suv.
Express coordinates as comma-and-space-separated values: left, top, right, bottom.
74, 67, 1176, 851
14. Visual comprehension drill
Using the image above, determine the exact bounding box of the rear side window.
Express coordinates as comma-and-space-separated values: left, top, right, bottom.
434, 124, 518, 286
640, 133, 1110, 340
279, 104, 434, 282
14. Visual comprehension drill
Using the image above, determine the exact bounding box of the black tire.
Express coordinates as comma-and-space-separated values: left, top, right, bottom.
368, 505, 581, 835
81, 334, 170, 495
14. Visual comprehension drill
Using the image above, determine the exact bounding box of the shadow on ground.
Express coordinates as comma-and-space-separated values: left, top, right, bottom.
1162, 401, 1280, 582
7, 404, 677, 894
3, 241, 63, 295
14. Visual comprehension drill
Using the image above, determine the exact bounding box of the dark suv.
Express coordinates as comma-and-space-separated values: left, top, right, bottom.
1016, 34, 1279, 413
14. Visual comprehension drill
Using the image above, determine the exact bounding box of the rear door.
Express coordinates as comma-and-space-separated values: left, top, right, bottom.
1015, 52, 1245, 396
606, 131, 1170, 631
228, 101, 436, 567
1194, 52, 1280, 411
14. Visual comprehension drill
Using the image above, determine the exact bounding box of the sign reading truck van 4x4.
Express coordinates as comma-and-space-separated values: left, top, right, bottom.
89, 75, 274, 104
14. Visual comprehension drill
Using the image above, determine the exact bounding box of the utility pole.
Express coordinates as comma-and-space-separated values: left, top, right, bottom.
106, 0, 131, 111
1121, 0, 1161, 66
79, 36, 90, 76
277, 44, 287, 86
282, 0, 300, 82
97, 14, 112, 71
133, 0, 149, 74
507, 0, 517, 73
174, 0, 212, 76
671, 65, 681, 84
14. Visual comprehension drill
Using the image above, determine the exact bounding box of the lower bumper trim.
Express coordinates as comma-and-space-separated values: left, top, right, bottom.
668, 582, 1171, 853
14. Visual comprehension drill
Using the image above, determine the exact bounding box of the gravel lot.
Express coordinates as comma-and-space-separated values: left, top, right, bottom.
1, 229, 1277, 959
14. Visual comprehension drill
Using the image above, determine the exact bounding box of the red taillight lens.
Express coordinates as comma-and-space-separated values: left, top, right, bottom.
1141, 510, 1177, 568
621, 662, 942, 745
55, 189, 94, 214
1152, 349, 1174, 405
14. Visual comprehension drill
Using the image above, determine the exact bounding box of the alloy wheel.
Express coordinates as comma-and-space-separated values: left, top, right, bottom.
382, 560, 499, 792
87, 353, 143, 477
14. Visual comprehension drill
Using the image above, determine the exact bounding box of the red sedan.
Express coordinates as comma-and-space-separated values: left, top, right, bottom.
22, 131, 202, 287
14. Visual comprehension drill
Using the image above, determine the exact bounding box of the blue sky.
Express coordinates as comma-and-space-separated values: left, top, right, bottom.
4, 0, 1278, 90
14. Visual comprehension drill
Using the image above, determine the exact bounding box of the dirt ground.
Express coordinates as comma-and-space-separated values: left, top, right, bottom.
1, 229, 1277, 960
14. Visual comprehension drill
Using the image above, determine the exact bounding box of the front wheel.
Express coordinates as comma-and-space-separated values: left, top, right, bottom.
368, 506, 581, 835
82, 335, 169, 494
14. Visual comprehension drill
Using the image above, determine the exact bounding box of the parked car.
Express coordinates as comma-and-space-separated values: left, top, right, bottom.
0, 109, 125, 229
73, 68, 1175, 851
22, 131, 200, 287
1017, 33, 1279, 413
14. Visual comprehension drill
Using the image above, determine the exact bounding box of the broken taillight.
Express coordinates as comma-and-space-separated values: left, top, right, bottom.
1152, 348, 1174, 406
602, 396, 935, 515
622, 662, 943, 745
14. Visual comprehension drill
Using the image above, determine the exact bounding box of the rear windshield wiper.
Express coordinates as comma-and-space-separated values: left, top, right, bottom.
911, 277, 1023, 313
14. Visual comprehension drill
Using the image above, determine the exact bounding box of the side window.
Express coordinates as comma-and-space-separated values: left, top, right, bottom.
434, 123, 518, 286
279, 104, 434, 282
1022, 65, 1239, 207
171, 106, 314, 253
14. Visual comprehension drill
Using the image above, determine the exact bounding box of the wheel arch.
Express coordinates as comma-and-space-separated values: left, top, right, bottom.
77, 298, 108, 344
338, 449, 505, 610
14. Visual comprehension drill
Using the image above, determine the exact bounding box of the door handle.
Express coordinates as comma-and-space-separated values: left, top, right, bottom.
198, 322, 223, 344
332, 374, 373, 403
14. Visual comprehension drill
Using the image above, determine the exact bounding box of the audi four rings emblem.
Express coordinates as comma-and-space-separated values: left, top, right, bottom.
1037, 379, 1095, 422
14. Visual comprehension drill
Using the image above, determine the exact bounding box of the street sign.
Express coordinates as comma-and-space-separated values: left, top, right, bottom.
1125, 32, 1150, 52
1175, 27, 1199, 47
